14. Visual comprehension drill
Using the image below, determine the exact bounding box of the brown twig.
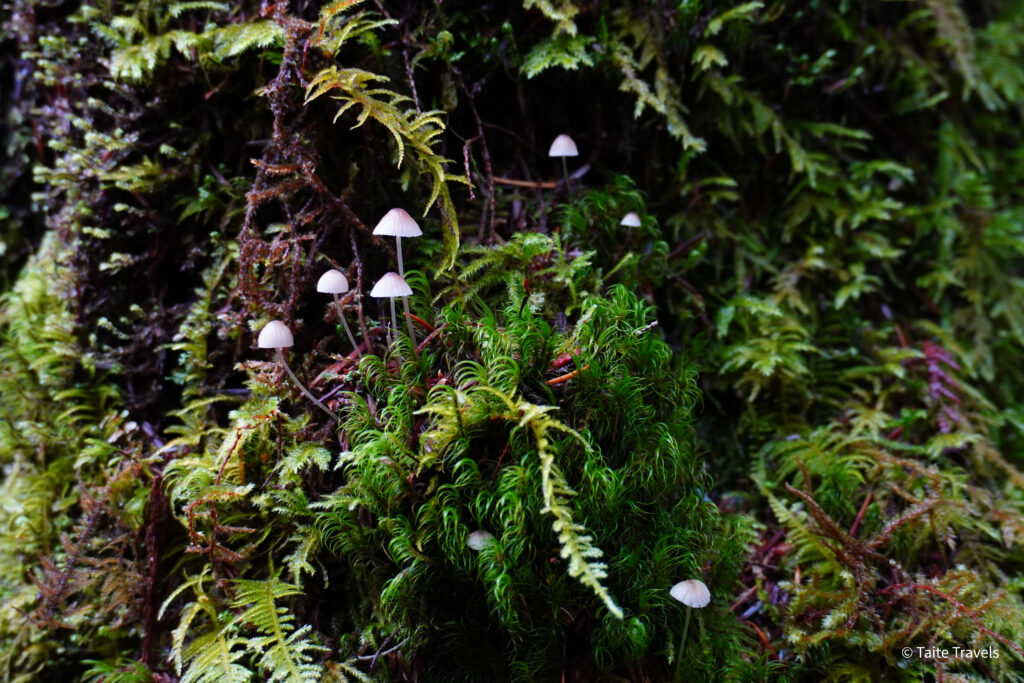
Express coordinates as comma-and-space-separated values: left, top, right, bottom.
730, 585, 758, 612
493, 176, 558, 189
668, 231, 708, 261
546, 365, 590, 386
746, 621, 777, 654
415, 322, 449, 353
491, 443, 510, 482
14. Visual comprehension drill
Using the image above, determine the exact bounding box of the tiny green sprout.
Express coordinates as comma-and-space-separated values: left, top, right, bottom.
258, 320, 338, 421
370, 272, 413, 348
670, 579, 710, 680
548, 134, 579, 196
317, 269, 360, 357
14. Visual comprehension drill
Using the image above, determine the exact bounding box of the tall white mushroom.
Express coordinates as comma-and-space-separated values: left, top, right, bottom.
317, 269, 360, 357
620, 212, 642, 228
548, 134, 579, 195
373, 208, 421, 345
670, 579, 710, 677
370, 272, 413, 347
258, 320, 337, 420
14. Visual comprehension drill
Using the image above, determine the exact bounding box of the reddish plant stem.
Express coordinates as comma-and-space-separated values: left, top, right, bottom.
416, 322, 449, 353
849, 490, 873, 538
546, 365, 590, 386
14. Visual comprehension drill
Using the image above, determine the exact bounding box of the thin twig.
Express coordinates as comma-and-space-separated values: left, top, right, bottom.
493, 176, 557, 189
415, 322, 448, 353
546, 365, 590, 386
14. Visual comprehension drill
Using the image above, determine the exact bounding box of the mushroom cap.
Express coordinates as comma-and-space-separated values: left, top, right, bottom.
373, 208, 423, 238
620, 212, 642, 227
467, 530, 495, 551
317, 269, 349, 294
370, 272, 413, 298
548, 134, 579, 158
670, 579, 711, 608
257, 320, 294, 349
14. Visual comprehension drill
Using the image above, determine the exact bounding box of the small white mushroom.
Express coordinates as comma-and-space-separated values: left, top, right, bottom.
257, 320, 294, 349
370, 272, 413, 346
373, 207, 423, 239
548, 134, 579, 158
467, 530, 495, 551
373, 208, 422, 345
548, 134, 579, 195
670, 578, 710, 673
619, 212, 642, 228
317, 269, 360, 357
370, 272, 414, 297
258, 321, 337, 420
670, 579, 711, 608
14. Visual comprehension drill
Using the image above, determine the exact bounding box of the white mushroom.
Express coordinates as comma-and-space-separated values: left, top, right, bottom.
670, 579, 711, 608
373, 208, 422, 345
548, 134, 579, 195
467, 530, 495, 551
670, 578, 710, 674
317, 269, 360, 357
258, 320, 337, 420
548, 134, 579, 158
620, 212, 642, 228
257, 320, 294, 349
370, 272, 413, 346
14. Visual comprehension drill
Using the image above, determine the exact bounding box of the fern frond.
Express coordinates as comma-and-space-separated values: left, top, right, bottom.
305, 66, 463, 269
522, 0, 579, 35
164, 572, 251, 683
522, 34, 594, 78
209, 20, 285, 60
610, 41, 705, 152
232, 575, 326, 683
169, 2, 229, 18
480, 388, 624, 618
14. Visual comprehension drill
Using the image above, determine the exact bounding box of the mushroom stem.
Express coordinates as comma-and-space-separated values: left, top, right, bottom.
674, 608, 692, 682
403, 299, 417, 346
331, 293, 360, 357
395, 237, 418, 346
561, 157, 572, 197
388, 297, 398, 346
275, 348, 338, 421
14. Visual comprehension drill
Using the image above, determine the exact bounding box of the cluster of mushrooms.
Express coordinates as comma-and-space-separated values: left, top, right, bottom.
256, 207, 424, 422
256, 136, 705, 637
257, 135, 640, 421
